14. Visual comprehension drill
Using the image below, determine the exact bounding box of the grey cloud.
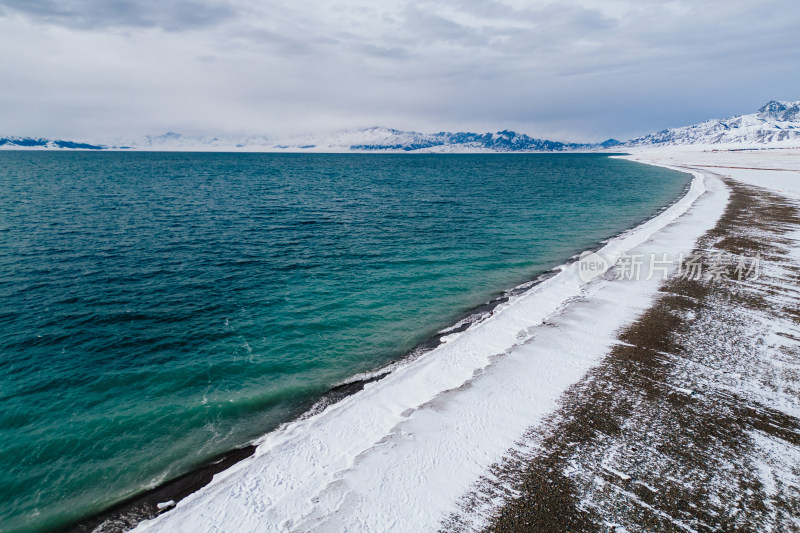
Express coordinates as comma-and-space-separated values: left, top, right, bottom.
402, 6, 478, 45
0, 0, 234, 31
235, 28, 315, 56
0, 0, 798, 142
353, 43, 412, 60
451, 0, 515, 19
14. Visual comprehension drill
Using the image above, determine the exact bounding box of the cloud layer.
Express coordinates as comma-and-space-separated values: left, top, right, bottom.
1, 0, 798, 141
0, 0, 234, 30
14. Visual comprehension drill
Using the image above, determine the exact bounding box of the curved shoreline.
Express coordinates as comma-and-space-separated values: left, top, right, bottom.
71, 159, 698, 533
462, 152, 800, 531
126, 164, 723, 532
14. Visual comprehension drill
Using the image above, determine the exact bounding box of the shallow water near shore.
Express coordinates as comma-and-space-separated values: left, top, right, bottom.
0, 152, 689, 532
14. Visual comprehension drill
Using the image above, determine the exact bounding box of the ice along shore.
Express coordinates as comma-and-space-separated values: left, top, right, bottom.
131, 153, 735, 532
455, 149, 800, 531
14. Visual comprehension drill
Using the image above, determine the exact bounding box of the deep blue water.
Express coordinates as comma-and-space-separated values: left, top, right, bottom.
0, 152, 690, 531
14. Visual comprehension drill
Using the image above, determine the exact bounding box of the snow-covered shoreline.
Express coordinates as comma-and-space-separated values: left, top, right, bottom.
453, 148, 800, 532
131, 157, 729, 532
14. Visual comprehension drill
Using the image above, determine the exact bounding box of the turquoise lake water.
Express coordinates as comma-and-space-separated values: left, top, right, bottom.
0, 152, 690, 531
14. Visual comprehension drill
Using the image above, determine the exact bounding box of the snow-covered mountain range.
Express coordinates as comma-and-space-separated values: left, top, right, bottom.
85, 128, 620, 152
276, 127, 622, 153
1, 128, 622, 152
2, 100, 798, 152
0, 137, 104, 150
624, 100, 800, 149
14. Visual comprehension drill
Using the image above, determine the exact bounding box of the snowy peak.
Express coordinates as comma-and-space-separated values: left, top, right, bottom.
0, 136, 104, 150
625, 99, 800, 149
757, 100, 800, 122
347, 128, 592, 152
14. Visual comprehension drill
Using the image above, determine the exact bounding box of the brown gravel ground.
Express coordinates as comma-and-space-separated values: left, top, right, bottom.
442, 176, 800, 533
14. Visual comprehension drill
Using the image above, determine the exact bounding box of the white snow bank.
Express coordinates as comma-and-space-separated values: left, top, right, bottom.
135, 163, 728, 533
625, 149, 800, 197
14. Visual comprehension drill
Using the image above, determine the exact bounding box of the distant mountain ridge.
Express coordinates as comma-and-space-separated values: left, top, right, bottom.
0, 128, 622, 153
346, 127, 622, 152
0, 136, 104, 150
623, 100, 800, 148
2, 100, 798, 152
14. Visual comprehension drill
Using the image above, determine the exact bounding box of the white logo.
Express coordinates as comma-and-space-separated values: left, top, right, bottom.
578, 251, 609, 283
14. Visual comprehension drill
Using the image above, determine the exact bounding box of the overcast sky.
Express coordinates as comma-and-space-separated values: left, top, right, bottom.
0, 0, 798, 142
